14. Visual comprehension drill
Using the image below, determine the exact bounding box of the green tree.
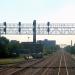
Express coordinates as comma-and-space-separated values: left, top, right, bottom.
8, 40, 21, 57
0, 37, 9, 58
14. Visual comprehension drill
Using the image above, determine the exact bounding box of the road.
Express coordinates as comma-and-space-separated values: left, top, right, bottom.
0, 49, 75, 75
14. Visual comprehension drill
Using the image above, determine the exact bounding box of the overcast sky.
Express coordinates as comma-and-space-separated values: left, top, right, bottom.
1, 0, 75, 45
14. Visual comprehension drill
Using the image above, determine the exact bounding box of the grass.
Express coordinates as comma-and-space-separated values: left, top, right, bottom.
0, 57, 25, 65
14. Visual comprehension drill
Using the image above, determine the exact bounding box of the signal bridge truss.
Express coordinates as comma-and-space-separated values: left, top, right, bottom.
0, 22, 75, 35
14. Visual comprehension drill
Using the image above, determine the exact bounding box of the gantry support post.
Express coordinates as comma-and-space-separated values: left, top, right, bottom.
33, 20, 36, 43
33, 20, 36, 53
0, 28, 1, 37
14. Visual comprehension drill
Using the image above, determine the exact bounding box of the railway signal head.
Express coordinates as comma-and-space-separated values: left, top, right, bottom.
3, 22, 6, 26
18, 22, 21, 34
33, 20, 36, 26
47, 22, 50, 26
18, 22, 21, 26
3, 22, 6, 34
47, 22, 50, 34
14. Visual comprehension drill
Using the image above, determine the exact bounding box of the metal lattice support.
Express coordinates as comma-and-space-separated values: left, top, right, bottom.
0, 21, 75, 35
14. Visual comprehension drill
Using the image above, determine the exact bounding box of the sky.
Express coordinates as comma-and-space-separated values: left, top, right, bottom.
1, 0, 75, 45
0, 0, 75, 23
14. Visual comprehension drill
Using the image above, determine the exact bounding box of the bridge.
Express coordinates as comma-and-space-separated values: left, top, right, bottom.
0, 20, 75, 43
0, 20, 75, 35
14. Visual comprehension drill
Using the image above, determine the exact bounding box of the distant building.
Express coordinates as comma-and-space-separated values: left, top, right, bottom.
21, 42, 43, 53
37, 39, 56, 46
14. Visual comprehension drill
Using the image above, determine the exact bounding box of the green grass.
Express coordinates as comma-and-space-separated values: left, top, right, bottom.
0, 57, 25, 65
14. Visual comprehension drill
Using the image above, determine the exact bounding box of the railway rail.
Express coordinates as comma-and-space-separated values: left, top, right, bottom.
0, 50, 75, 75
0, 58, 45, 75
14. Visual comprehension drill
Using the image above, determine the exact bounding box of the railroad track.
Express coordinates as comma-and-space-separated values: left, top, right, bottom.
57, 50, 75, 75
58, 50, 69, 75
0, 59, 33, 71
1, 50, 75, 75
64, 51, 75, 75
31, 54, 59, 75
11, 52, 60, 75
0, 58, 45, 75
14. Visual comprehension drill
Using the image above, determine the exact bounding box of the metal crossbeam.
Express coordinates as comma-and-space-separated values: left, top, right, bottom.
0, 22, 75, 35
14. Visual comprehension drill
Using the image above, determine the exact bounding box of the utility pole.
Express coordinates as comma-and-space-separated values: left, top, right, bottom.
71, 40, 72, 46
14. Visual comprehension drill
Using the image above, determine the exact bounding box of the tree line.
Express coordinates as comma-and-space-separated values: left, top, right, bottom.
0, 37, 43, 58
64, 45, 75, 54
0, 36, 60, 58
0, 37, 21, 58
43, 44, 60, 55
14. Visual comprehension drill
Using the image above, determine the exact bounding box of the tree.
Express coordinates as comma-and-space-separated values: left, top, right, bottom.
64, 45, 75, 54
43, 45, 60, 55
8, 40, 21, 57
0, 37, 9, 58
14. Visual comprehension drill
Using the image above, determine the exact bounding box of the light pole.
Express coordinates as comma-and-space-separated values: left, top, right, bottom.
0, 28, 1, 37
71, 40, 72, 46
